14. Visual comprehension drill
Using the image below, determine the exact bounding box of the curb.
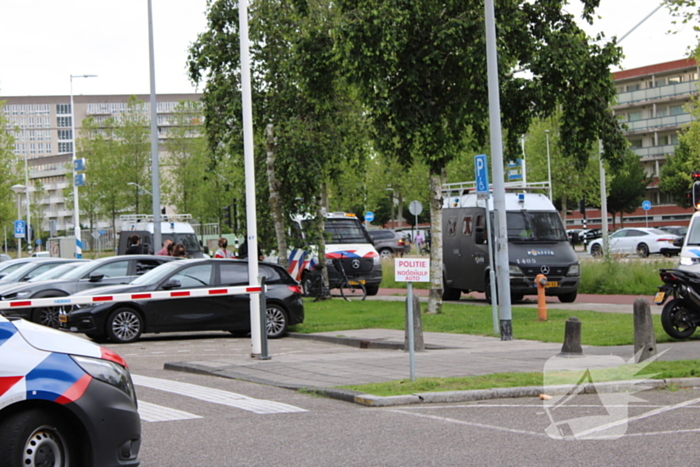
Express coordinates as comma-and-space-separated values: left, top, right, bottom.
307, 377, 700, 407
287, 332, 452, 350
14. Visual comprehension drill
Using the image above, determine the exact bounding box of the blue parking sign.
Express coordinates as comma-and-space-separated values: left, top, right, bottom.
475, 154, 489, 194
14, 220, 25, 239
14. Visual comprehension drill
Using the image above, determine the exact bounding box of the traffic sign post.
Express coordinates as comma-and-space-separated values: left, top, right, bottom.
408, 201, 423, 244
642, 200, 652, 227
475, 154, 499, 335
395, 258, 430, 382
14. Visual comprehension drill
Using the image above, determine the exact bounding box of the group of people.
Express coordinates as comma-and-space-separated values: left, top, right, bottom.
214, 237, 264, 260
125, 235, 187, 258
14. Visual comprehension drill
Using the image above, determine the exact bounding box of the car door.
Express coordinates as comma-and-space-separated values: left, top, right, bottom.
217, 261, 253, 330
72, 259, 132, 294
608, 229, 629, 254
154, 263, 220, 332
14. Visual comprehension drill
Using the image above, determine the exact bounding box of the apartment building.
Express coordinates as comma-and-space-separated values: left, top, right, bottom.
567, 58, 699, 229
1, 93, 201, 234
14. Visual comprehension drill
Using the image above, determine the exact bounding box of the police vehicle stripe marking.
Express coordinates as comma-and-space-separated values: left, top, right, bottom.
0, 322, 17, 344
54, 373, 92, 404
132, 375, 307, 415
0, 376, 23, 397
138, 401, 203, 422
25, 353, 84, 401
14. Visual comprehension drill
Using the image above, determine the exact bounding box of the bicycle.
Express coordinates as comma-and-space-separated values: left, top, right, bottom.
302, 255, 367, 301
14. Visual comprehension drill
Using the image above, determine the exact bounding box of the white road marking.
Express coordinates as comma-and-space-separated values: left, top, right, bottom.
138, 401, 202, 422
132, 374, 307, 415
387, 409, 548, 437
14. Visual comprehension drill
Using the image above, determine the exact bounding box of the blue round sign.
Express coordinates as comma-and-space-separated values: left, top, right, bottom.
365, 211, 375, 222
642, 200, 652, 211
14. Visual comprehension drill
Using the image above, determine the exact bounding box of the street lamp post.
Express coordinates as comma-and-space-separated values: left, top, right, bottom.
11, 184, 24, 258
545, 130, 552, 200
70, 74, 97, 259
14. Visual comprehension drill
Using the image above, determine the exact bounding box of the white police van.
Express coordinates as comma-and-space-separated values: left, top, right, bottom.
287, 212, 383, 295
0, 314, 140, 466
118, 213, 207, 257
441, 181, 580, 303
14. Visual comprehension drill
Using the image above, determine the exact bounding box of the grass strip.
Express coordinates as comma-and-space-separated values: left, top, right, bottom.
339, 360, 700, 397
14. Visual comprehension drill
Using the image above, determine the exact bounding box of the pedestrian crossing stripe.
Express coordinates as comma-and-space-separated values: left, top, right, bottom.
132, 374, 307, 415
138, 401, 202, 422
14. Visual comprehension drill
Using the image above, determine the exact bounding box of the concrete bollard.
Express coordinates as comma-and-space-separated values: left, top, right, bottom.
633, 297, 657, 363
559, 316, 583, 356
404, 293, 425, 352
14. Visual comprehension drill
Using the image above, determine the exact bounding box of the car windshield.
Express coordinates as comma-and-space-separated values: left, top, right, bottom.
0, 262, 42, 282
506, 211, 568, 242
130, 260, 184, 286
28, 262, 83, 282
321, 218, 370, 244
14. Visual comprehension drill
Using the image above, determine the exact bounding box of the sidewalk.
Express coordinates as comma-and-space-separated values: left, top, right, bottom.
165, 294, 699, 406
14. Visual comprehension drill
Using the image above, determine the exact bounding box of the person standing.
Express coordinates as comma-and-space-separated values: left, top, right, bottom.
415, 231, 424, 253
156, 239, 173, 256
125, 235, 145, 255
214, 238, 234, 258
172, 243, 188, 258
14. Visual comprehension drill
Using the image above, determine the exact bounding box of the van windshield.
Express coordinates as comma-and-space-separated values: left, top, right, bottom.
506, 211, 567, 242
301, 218, 369, 244
686, 220, 700, 246
163, 233, 201, 254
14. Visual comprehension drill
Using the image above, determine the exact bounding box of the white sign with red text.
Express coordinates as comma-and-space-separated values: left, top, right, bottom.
394, 258, 430, 282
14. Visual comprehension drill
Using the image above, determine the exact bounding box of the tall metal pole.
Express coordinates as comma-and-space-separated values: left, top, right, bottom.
69, 74, 96, 258
24, 153, 30, 252
239, 0, 263, 356
545, 130, 552, 199
484, 0, 512, 340
147, 0, 161, 253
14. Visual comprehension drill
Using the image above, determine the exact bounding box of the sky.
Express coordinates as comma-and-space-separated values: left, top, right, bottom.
0, 0, 697, 97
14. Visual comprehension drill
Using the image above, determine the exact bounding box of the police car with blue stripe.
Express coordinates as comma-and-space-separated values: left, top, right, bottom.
0, 314, 140, 466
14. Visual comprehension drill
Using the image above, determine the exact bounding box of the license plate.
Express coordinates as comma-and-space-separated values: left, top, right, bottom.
59, 315, 67, 323
653, 291, 665, 303
349, 280, 366, 285
545, 281, 558, 288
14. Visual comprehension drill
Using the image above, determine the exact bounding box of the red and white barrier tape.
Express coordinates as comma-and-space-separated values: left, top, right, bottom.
0, 285, 263, 310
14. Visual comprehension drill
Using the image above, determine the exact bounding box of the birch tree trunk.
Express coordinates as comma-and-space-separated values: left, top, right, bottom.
265, 124, 288, 268
426, 170, 444, 314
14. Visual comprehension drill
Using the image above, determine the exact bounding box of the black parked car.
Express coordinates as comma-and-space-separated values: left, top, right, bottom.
59, 259, 304, 344
0, 255, 176, 328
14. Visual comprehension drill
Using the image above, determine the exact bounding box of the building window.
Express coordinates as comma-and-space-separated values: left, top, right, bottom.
670, 105, 684, 116
56, 104, 71, 115
57, 116, 72, 127
58, 129, 72, 140
630, 139, 643, 148
628, 111, 642, 122
58, 142, 73, 153
668, 76, 682, 84
671, 134, 680, 145
626, 83, 641, 92
656, 108, 668, 117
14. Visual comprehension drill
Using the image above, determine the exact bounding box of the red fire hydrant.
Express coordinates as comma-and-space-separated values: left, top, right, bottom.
535, 274, 548, 321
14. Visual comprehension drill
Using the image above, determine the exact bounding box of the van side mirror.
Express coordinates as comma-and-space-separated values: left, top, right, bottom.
674, 236, 685, 248
475, 226, 486, 245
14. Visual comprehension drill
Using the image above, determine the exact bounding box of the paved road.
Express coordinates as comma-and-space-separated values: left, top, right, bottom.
107, 332, 700, 467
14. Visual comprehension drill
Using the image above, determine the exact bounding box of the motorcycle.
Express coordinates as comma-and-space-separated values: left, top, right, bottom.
654, 268, 700, 339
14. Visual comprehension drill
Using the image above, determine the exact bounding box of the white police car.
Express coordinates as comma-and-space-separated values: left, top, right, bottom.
0, 314, 140, 466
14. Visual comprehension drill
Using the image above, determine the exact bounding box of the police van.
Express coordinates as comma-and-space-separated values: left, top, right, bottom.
117, 214, 207, 258
287, 212, 383, 295
441, 181, 580, 303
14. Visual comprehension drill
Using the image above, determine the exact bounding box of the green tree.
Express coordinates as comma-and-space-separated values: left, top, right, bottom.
0, 102, 19, 246
189, 0, 369, 272
607, 151, 652, 228
335, 0, 627, 312
659, 138, 697, 208
117, 97, 152, 215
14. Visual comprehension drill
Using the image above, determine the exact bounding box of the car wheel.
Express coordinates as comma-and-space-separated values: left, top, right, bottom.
30, 292, 67, 329
558, 291, 578, 303
266, 304, 288, 339
590, 244, 603, 258
364, 284, 379, 296
0, 408, 78, 467
106, 307, 143, 344
636, 243, 650, 258
379, 248, 393, 259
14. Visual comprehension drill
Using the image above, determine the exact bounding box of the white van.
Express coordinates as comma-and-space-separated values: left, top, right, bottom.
288, 212, 383, 295
117, 214, 207, 257
442, 181, 580, 303
677, 211, 700, 272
